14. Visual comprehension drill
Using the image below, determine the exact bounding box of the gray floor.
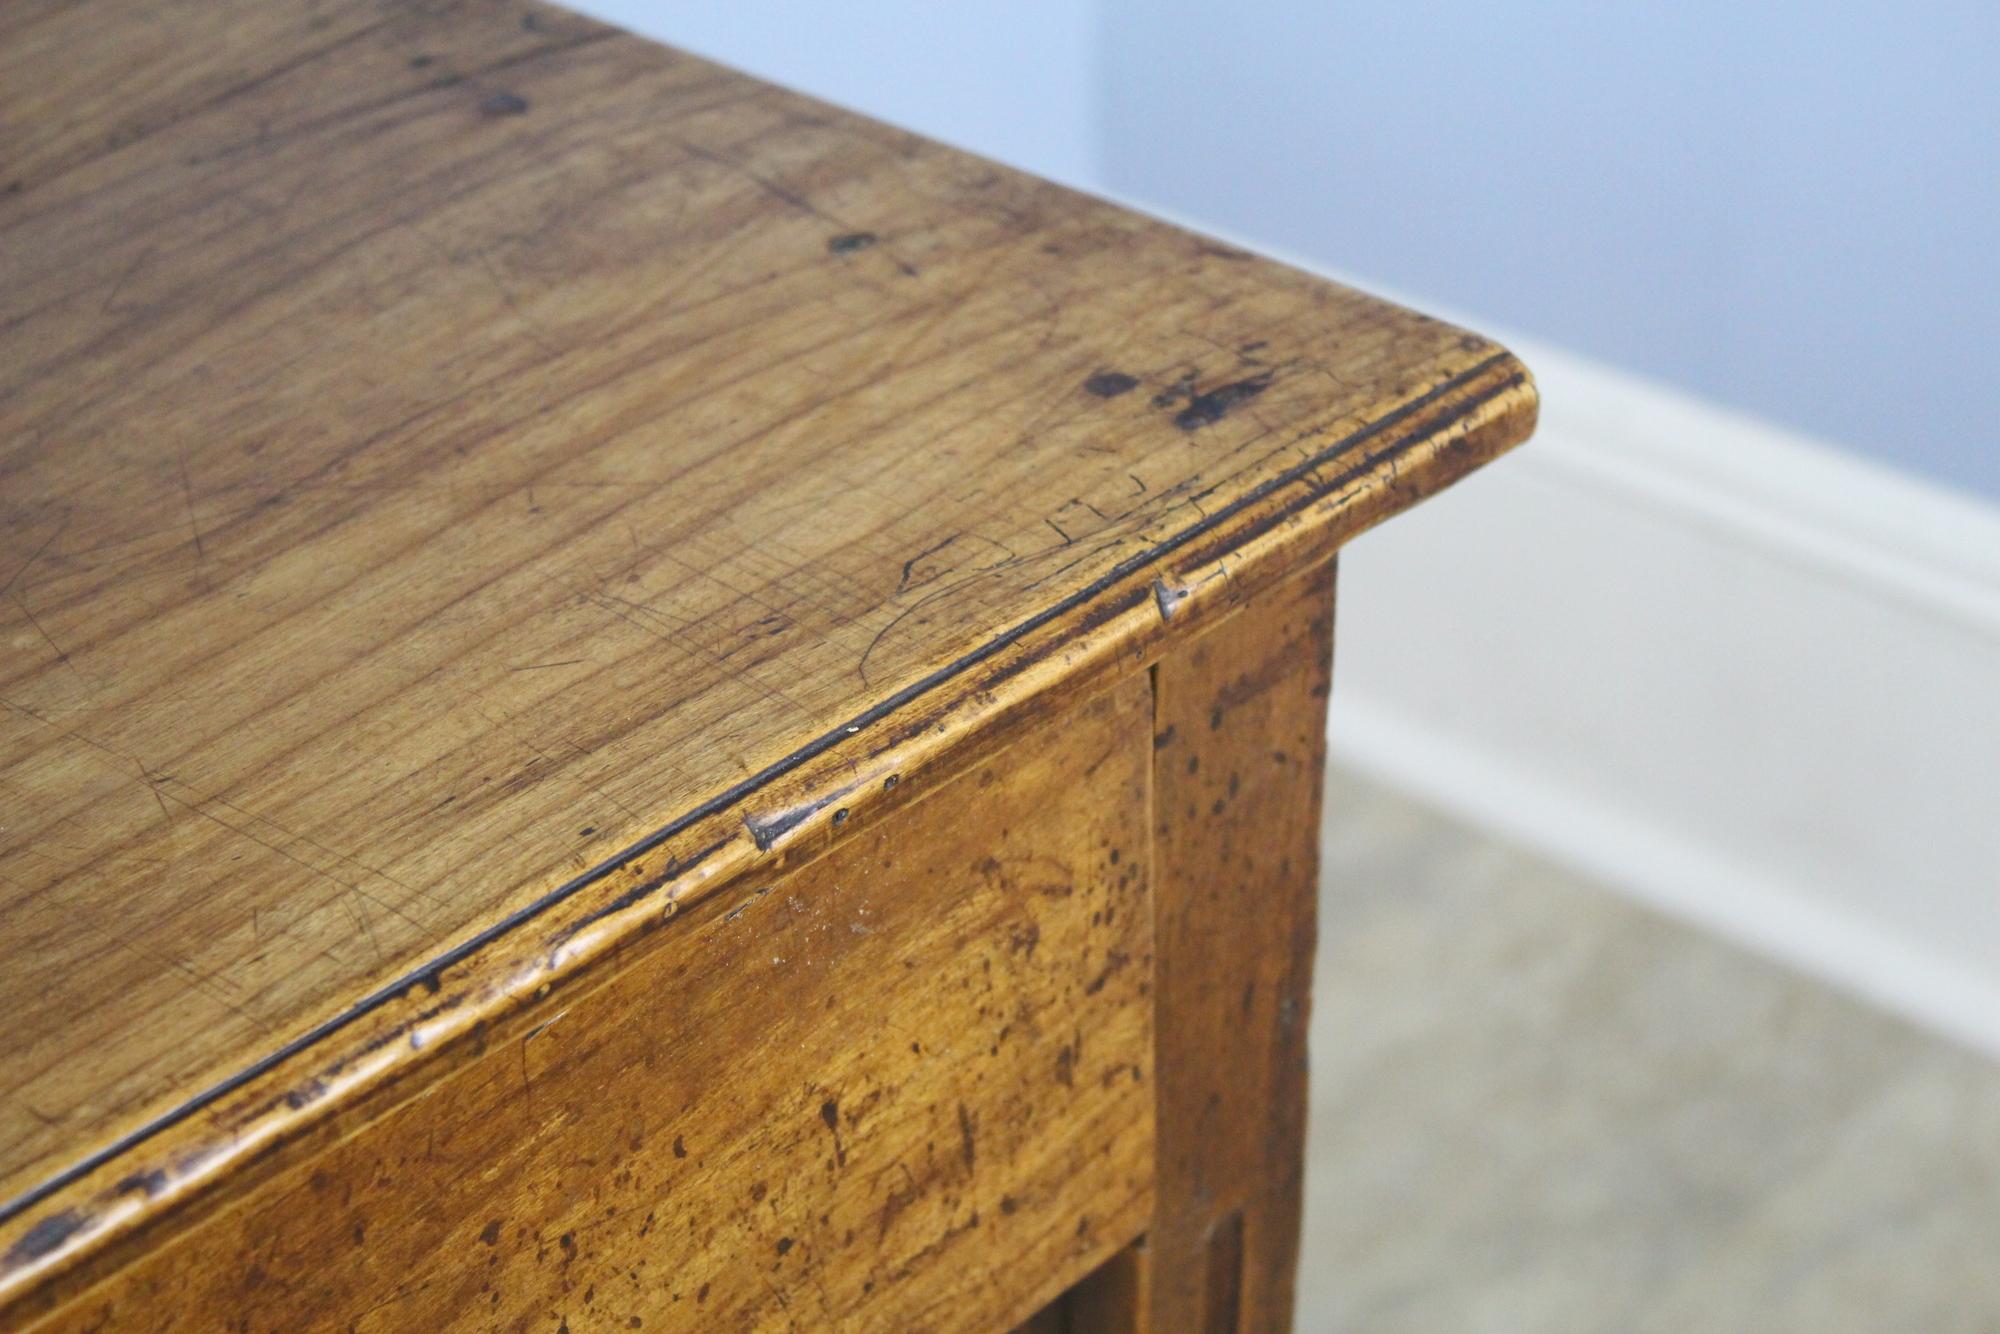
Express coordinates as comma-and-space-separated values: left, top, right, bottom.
1299, 767, 2000, 1333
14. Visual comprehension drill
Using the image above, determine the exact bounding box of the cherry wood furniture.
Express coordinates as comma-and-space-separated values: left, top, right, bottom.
0, 1, 1536, 1328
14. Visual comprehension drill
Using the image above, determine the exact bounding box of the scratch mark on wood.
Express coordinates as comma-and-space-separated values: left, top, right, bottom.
174, 452, 206, 561
897, 534, 957, 592
1, 513, 67, 597
137, 764, 175, 828
556, 837, 730, 938
722, 886, 773, 924
12, 595, 77, 676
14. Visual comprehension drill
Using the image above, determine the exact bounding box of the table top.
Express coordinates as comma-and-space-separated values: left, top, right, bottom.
0, 0, 1534, 1287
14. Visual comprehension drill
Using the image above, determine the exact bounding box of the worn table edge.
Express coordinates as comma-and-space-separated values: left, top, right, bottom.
0, 341, 1536, 1318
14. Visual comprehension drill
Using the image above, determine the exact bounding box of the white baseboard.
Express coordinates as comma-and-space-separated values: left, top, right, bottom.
1327, 335, 2000, 1057
1334, 697, 2000, 1060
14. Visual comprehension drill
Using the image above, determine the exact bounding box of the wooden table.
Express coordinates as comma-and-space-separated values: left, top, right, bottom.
0, 3, 1535, 1328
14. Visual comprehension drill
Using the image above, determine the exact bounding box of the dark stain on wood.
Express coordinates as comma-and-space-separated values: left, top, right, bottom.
4, 1211, 85, 1267
477, 91, 530, 116
109, 1171, 167, 1202
820, 1098, 846, 1169
1173, 373, 1275, 430
1082, 371, 1140, 399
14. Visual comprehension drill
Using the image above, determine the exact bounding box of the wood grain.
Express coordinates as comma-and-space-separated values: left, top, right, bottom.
1143, 564, 1336, 1331
0, 0, 1535, 1308
31, 678, 1156, 1332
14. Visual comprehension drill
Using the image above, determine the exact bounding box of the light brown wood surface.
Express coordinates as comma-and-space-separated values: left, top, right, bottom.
1144, 563, 1333, 1330
37, 676, 1156, 1332
0, 0, 1535, 1318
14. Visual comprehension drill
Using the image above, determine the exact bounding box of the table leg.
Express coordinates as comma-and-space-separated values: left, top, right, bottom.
1131, 558, 1334, 1332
